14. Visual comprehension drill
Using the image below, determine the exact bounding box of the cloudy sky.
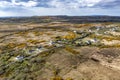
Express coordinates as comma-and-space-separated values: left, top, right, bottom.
0, 0, 120, 17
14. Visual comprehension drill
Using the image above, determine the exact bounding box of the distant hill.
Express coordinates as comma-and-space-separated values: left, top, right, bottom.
0, 16, 120, 23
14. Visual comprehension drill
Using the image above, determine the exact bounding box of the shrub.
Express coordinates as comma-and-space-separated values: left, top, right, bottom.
62, 32, 76, 40
65, 46, 79, 54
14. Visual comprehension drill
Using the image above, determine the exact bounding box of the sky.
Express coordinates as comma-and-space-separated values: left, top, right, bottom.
0, 0, 120, 17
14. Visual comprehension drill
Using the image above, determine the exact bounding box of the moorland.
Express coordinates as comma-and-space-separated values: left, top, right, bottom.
0, 16, 120, 80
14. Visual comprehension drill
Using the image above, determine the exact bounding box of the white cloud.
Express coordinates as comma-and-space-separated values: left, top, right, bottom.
0, 0, 120, 17
1, 7, 120, 17
0, 1, 11, 7
49, 0, 62, 8
0, 0, 119, 8
11, 0, 38, 7
48, 0, 119, 9
76, 0, 102, 7
0, 0, 38, 8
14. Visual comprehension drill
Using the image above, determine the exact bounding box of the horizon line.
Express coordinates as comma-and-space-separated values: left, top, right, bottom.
0, 15, 120, 18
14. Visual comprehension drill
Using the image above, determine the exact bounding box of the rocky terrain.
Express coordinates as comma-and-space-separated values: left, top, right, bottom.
0, 16, 120, 80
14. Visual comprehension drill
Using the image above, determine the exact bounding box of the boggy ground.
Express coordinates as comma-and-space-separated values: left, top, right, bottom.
0, 21, 120, 80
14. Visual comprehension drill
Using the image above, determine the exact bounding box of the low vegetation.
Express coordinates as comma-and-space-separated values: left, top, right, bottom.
0, 16, 120, 80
